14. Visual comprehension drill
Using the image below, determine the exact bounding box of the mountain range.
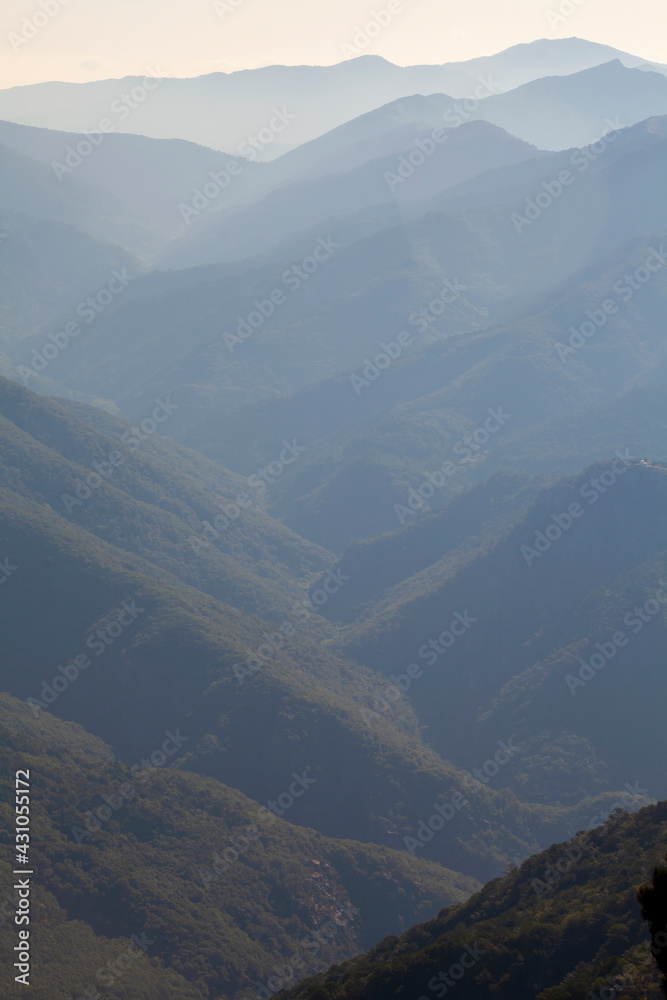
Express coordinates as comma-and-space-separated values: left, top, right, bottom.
0, 38, 661, 151
1, 34, 667, 1000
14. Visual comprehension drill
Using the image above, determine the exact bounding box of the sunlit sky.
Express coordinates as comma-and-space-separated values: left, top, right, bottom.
2, 0, 666, 88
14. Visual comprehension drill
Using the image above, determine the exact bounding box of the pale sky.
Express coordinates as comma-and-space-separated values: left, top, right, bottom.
2, 0, 666, 88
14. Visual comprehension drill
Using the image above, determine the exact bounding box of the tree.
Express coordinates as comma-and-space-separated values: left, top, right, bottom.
638, 856, 667, 991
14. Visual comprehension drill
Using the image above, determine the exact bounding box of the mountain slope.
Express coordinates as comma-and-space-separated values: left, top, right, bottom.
468, 60, 667, 149
0, 39, 649, 150
0, 383, 637, 880
18, 119, 667, 443
0, 482, 525, 879
0, 210, 138, 351
283, 800, 667, 1000
0, 375, 332, 610
308, 472, 549, 621
0, 383, 335, 623
0, 693, 478, 1000
0, 142, 158, 258
0, 119, 265, 236
329, 461, 667, 809
230, 224, 667, 549
160, 120, 540, 270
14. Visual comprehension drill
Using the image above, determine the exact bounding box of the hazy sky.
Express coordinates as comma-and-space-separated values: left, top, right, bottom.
2, 0, 666, 88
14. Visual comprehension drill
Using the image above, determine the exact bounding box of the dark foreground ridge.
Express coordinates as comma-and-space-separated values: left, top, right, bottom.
281, 801, 667, 1000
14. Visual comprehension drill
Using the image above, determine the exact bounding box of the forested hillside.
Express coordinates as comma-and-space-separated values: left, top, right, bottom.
283, 801, 667, 1000
1, 28, 666, 1000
